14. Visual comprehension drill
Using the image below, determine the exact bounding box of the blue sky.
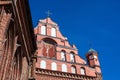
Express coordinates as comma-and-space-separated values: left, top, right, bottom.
29, 0, 120, 79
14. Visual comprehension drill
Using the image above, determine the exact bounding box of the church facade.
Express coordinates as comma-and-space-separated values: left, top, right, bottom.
34, 17, 102, 80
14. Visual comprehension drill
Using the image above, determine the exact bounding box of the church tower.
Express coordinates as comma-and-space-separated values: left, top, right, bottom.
86, 48, 102, 79
86, 49, 101, 72
34, 17, 102, 80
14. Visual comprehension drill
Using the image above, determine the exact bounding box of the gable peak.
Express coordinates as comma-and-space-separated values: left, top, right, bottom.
39, 17, 58, 26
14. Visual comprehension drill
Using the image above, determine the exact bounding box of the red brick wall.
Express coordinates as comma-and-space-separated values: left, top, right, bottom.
35, 74, 74, 80
20, 57, 29, 80
34, 17, 102, 79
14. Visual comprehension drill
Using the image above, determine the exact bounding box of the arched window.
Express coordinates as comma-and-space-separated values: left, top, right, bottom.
41, 26, 46, 35
51, 28, 56, 37
71, 66, 76, 74
70, 52, 75, 62
40, 60, 46, 69
61, 50, 66, 61
51, 62, 57, 70
62, 64, 67, 72
80, 67, 85, 75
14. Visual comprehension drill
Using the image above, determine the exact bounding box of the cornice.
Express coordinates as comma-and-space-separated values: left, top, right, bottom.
35, 68, 96, 79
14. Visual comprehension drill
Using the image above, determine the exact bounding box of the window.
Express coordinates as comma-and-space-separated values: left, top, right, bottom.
51, 28, 56, 37
41, 26, 46, 35
62, 64, 67, 72
80, 67, 85, 75
61, 51, 66, 61
70, 52, 75, 62
51, 62, 57, 70
40, 60, 46, 69
71, 66, 76, 74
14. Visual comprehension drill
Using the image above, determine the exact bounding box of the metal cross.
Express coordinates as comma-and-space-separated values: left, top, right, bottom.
46, 10, 52, 17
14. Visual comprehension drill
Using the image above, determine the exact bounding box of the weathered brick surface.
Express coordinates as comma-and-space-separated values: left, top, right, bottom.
0, 6, 12, 80
0, 1, 37, 80
20, 57, 29, 80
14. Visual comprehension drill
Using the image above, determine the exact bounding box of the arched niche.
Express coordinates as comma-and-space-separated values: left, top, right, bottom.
41, 38, 57, 58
